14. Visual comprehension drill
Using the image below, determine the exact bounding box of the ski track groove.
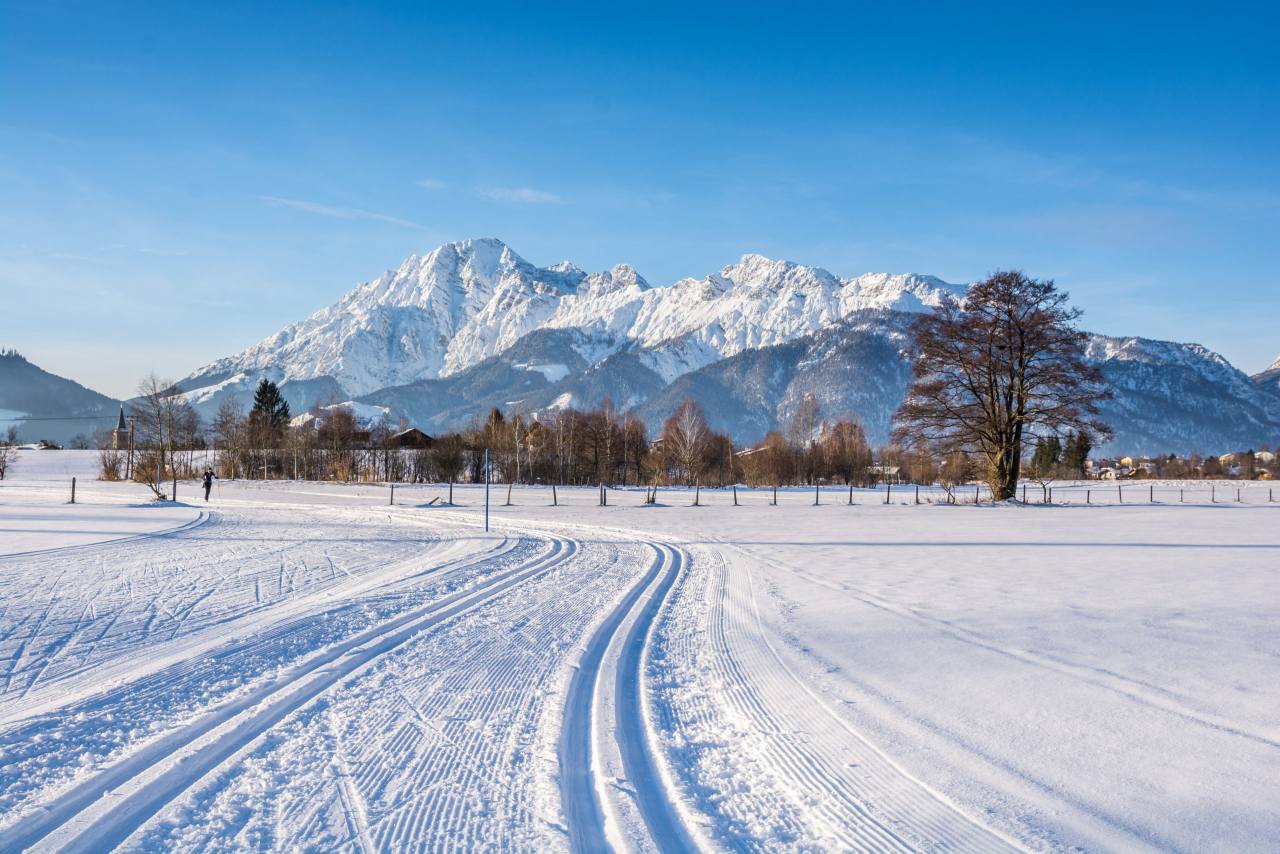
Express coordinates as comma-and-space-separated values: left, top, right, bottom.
559, 540, 694, 853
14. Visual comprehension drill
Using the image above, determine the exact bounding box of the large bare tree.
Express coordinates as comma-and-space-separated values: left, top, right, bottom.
891, 270, 1110, 500
663, 398, 710, 485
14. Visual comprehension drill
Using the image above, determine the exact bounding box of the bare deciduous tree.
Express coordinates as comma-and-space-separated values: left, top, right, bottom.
0, 443, 14, 481
664, 399, 710, 485
892, 270, 1111, 500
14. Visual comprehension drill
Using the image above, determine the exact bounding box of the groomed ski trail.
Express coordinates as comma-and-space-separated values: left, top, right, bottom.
559, 541, 696, 853
0, 533, 578, 853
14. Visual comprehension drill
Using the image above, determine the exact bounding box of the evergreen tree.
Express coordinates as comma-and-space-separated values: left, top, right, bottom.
1029, 435, 1062, 478
250, 379, 290, 431
1062, 430, 1093, 478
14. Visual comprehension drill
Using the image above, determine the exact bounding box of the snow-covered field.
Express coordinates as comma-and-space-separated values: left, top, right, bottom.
0, 451, 1276, 852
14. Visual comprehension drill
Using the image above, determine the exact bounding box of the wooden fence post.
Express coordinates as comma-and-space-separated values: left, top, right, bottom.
813, 483, 819, 506
773, 484, 777, 506
733, 484, 739, 506
390, 483, 395, 506
1118, 484, 1122, 504
884, 482, 891, 504
505, 482, 513, 506
915, 485, 920, 505
552, 483, 558, 506
71, 477, 76, 504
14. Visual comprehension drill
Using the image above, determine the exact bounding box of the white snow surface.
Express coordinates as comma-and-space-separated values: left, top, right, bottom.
1, 456, 1277, 852
179, 238, 965, 400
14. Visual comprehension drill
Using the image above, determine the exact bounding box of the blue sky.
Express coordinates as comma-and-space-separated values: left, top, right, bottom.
1, 1, 1276, 398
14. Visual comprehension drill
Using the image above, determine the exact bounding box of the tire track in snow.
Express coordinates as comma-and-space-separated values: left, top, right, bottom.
0, 533, 578, 853
559, 541, 694, 853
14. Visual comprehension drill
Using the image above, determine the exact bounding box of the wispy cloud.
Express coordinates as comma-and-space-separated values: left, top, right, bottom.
259, 195, 426, 228
415, 178, 448, 190
476, 186, 565, 204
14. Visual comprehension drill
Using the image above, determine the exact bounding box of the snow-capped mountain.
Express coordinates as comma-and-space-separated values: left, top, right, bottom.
176, 238, 1280, 454
176, 239, 963, 415
1253, 354, 1280, 393
356, 313, 1280, 455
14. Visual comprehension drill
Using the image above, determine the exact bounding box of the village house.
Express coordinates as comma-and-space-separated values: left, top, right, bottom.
389, 427, 433, 449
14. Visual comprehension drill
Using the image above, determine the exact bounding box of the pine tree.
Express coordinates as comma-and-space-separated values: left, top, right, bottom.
1062, 430, 1093, 478
250, 379, 290, 432
1030, 435, 1062, 478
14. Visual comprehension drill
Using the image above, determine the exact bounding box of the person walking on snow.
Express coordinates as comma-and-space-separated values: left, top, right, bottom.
202, 468, 215, 502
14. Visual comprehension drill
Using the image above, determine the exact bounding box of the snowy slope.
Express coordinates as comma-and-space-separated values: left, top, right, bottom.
177, 239, 587, 410
1252, 353, 1280, 393
1088, 336, 1280, 454
176, 240, 964, 417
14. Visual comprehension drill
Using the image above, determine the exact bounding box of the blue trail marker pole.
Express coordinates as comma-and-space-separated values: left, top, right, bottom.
484, 448, 490, 532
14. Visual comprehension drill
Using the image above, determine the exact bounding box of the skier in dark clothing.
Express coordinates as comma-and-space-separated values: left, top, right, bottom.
202, 469, 215, 501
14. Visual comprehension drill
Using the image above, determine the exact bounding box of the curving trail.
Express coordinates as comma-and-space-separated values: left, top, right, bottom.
558, 542, 694, 852
1, 531, 573, 852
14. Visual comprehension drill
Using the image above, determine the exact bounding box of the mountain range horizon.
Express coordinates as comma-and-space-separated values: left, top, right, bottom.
5, 237, 1278, 456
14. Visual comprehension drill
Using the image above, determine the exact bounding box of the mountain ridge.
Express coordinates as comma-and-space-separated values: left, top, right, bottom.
0, 350, 121, 445
169, 239, 1280, 455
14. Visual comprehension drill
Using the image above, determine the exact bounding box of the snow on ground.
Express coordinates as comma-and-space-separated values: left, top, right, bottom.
0, 456, 1277, 851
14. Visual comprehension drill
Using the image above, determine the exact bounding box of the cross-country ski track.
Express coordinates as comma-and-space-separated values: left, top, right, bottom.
2, 469, 1277, 851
